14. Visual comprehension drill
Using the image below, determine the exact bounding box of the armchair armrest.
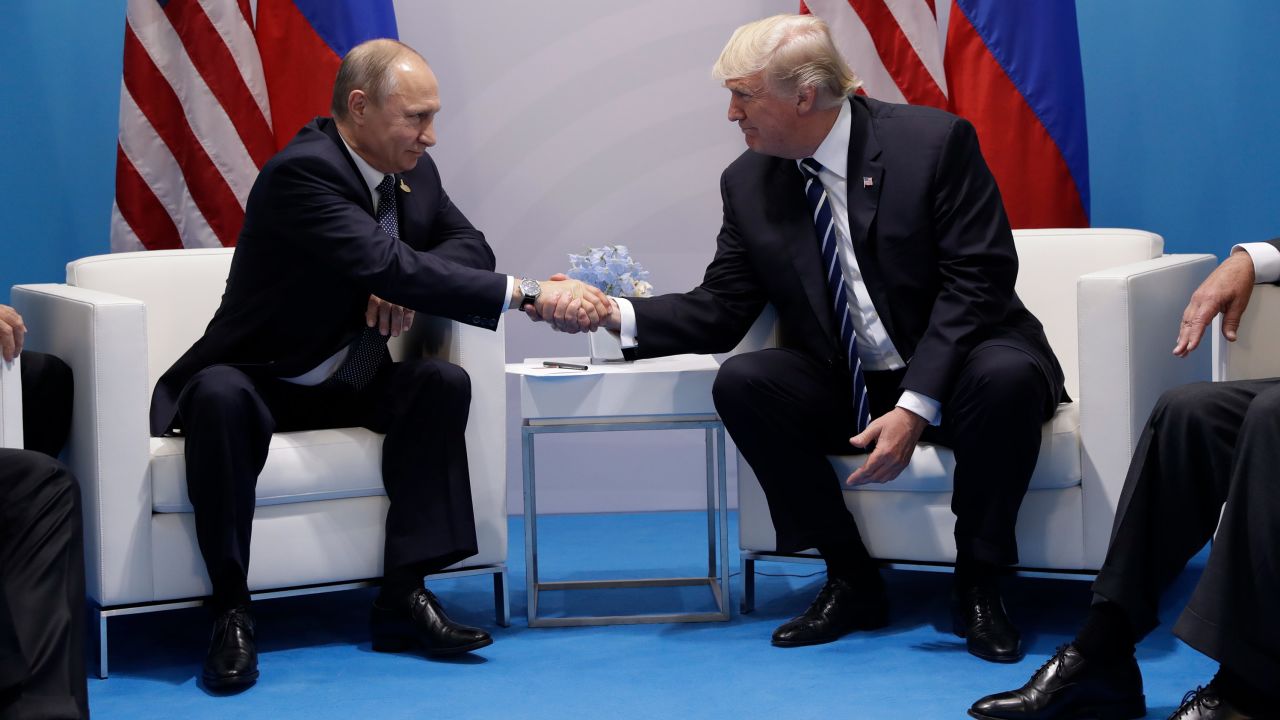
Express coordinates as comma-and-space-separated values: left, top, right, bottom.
1214, 283, 1280, 381
11, 283, 154, 605
1076, 253, 1216, 567
0, 354, 21, 449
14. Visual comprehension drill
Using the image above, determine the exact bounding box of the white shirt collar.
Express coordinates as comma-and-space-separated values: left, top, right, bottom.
337, 128, 389, 202
801, 98, 852, 179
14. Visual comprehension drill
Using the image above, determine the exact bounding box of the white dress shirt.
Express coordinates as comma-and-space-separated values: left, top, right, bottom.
615, 100, 942, 425
1236, 241, 1280, 283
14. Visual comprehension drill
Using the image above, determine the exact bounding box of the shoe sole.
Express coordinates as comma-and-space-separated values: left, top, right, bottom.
770, 616, 890, 648
372, 634, 494, 656
201, 669, 259, 692
967, 697, 1146, 720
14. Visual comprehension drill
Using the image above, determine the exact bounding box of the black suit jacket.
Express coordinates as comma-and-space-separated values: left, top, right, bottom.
150, 118, 507, 435
627, 96, 1063, 407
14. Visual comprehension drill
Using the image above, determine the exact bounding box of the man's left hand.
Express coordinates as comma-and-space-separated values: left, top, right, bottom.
366, 295, 415, 337
845, 407, 927, 486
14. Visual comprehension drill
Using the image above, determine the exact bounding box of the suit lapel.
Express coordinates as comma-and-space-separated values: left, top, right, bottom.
773, 160, 839, 346
318, 118, 376, 216
845, 98, 897, 343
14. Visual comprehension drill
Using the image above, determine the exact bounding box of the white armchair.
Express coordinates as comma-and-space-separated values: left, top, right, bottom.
737, 229, 1218, 611
12, 248, 509, 677
0, 354, 20, 449
1215, 283, 1280, 382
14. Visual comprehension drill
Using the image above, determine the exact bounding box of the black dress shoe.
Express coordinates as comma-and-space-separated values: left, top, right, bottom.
202, 606, 258, 692
952, 582, 1023, 663
968, 644, 1145, 720
770, 577, 888, 647
370, 588, 492, 656
1168, 684, 1265, 720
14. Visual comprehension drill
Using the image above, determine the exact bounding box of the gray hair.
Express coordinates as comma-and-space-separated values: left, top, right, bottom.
712, 14, 861, 109
330, 39, 424, 119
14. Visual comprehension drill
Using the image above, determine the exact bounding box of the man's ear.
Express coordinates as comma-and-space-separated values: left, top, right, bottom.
796, 84, 818, 115
347, 90, 368, 123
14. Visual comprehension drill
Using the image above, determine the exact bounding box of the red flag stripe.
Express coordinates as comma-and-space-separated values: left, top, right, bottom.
114, 145, 183, 251
162, 1, 275, 168
123, 25, 244, 246
945, 15, 1087, 228
848, 0, 948, 109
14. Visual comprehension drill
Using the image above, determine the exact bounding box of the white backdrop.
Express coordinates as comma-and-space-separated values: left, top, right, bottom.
396, 1, 793, 513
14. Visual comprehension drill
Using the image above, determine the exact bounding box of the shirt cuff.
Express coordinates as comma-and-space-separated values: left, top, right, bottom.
896, 390, 941, 426
1233, 243, 1280, 284
502, 275, 516, 313
614, 296, 638, 348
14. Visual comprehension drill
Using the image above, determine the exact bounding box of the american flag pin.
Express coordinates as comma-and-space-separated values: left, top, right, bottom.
863, 176, 874, 188
399, 179, 411, 193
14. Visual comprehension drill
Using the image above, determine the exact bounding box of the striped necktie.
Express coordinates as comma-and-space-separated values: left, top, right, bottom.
330, 174, 400, 390
799, 158, 870, 432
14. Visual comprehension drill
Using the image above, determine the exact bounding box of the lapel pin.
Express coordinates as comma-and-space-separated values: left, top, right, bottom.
399, 179, 411, 193
863, 176, 874, 188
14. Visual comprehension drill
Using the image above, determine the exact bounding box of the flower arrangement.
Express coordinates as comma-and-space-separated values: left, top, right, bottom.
567, 245, 653, 297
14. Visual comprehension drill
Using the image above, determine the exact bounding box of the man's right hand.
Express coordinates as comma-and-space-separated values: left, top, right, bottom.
1173, 249, 1256, 357
523, 274, 614, 333
0, 304, 26, 362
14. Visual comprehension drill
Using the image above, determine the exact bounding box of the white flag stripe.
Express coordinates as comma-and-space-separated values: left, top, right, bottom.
127, 4, 257, 207
196, 0, 273, 124
109, 201, 145, 254
118, 86, 222, 249
804, 0, 908, 104
883, 0, 948, 96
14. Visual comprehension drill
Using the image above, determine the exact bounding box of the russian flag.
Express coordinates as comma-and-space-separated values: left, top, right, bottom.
256, 0, 399, 150
945, 0, 1090, 228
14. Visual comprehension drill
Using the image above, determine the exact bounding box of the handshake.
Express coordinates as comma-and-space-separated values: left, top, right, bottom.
516, 274, 621, 335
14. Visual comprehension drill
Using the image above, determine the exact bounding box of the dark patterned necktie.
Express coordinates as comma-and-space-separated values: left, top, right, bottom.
799, 159, 870, 432
330, 174, 400, 390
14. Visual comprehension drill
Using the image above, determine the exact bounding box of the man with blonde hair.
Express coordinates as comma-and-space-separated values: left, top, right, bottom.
155, 38, 609, 691
537, 14, 1065, 661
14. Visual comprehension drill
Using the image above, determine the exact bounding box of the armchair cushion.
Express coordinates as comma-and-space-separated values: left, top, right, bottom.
150, 429, 387, 513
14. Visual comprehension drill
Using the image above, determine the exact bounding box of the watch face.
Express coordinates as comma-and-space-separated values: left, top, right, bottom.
520, 278, 541, 303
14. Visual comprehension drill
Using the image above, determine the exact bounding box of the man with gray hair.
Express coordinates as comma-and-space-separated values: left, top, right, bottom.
536, 14, 1064, 661
153, 38, 610, 691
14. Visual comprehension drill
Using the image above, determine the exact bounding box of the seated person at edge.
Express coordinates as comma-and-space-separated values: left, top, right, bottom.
970, 242, 1280, 720
1, 304, 86, 719
531, 14, 1066, 662
150, 39, 609, 691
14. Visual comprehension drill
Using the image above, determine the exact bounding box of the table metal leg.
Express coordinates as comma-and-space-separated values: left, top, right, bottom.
522, 426, 539, 625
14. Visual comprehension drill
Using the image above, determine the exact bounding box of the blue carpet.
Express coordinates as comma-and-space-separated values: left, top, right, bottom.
88, 511, 1216, 719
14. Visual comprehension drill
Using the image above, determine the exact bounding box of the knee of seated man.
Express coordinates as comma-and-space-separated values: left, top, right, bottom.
403, 359, 471, 408
1152, 380, 1220, 421
712, 352, 769, 407
1243, 382, 1280, 422
2, 450, 78, 517
177, 365, 259, 415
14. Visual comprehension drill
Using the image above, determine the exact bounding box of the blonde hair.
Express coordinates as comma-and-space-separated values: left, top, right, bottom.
712, 14, 861, 109
331, 39, 425, 119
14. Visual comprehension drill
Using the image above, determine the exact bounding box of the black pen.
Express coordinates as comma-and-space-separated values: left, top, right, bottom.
542, 361, 589, 371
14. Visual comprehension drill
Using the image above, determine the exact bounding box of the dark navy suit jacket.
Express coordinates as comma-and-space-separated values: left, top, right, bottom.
150, 117, 506, 435
626, 96, 1064, 408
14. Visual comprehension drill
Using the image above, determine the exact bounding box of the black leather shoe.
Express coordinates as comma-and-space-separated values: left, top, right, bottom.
969, 644, 1145, 720
370, 588, 492, 656
770, 577, 889, 647
1168, 684, 1265, 720
202, 606, 258, 692
952, 582, 1024, 663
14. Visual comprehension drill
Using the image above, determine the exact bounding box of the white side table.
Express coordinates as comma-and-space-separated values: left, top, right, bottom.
507, 354, 731, 627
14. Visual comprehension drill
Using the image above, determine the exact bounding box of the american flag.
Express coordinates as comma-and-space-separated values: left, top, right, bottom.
800, 0, 949, 110
111, 0, 274, 252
